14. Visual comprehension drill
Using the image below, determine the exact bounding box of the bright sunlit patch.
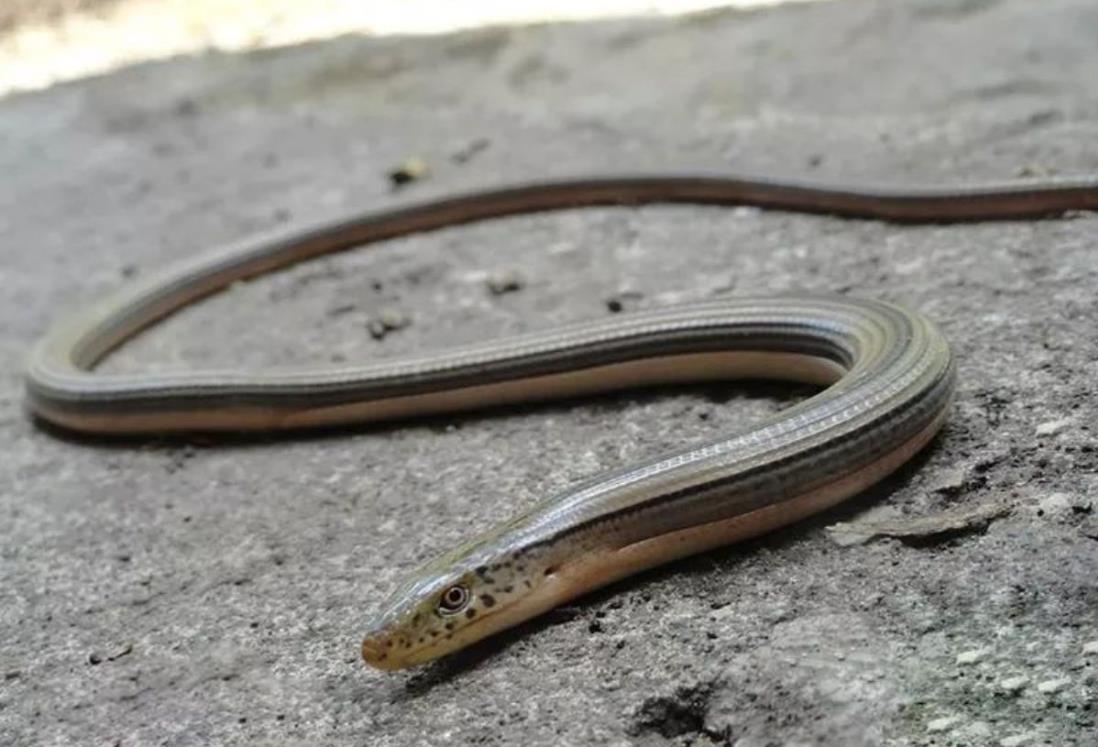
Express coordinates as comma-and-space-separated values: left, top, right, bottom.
0, 0, 823, 96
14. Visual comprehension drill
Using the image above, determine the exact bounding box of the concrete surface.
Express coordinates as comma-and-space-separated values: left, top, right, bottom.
2, 0, 1097, 744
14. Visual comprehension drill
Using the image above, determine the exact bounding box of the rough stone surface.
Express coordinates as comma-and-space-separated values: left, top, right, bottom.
2, 0, 1097, 744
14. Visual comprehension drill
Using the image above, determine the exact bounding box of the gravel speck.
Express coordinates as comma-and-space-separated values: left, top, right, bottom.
486, 270, 525, 295
927, 715, 960, 732
1035, 677, 1069, 694
956, 648, 989, 665
366, 309, 411, 340
998, 676, 1029, 694
1035, 418, 1073, 437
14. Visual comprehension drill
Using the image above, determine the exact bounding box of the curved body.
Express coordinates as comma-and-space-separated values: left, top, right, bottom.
24, 173, 1097, 669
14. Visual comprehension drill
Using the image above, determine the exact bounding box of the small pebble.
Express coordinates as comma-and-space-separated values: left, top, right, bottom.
930, 467, 967, 494
1034, 417, 1072, 437
1082, 640, 1098, 656
999, 734, 1031, 747
388, 157, 428, 188
1035, 492, 1075, 519
927, 716, 960, 733
366, 309, 410, 340
998, 675, 1029, 694
956, 648, 988, 665
1036, 677, 1069, 694
486, 270, 524, 295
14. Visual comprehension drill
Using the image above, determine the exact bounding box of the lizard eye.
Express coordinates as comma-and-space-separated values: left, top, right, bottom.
438, 585, 470, 615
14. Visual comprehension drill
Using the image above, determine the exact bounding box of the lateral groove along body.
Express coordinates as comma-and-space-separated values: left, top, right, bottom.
24, 172, 1094, 669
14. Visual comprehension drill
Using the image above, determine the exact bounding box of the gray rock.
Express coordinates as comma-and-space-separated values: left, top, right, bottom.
1034, 417, 1074, 437
3, 0, 1098, 744
956, 648, 990, 666
998, 675, 1030, 694
1036, 677, 1070, 695
926, 715, 960, 733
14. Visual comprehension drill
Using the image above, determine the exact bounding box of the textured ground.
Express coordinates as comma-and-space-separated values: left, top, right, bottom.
2, 0, 1098, 744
